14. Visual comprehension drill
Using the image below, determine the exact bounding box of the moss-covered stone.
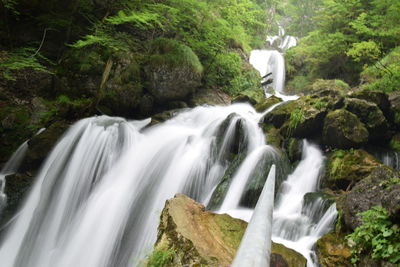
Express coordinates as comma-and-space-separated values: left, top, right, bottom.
232, 88, 265, 106
322, 109, 369, 149
316, 232, 352, 267
350, 89, 391, 119
323, 149, 381, 190
144, 38, 203, 103
150, 194, 307, 267
190, 88, 232, 106
344, 98, 390, 142
309, 79, 350, 94
255, 95, 282, 112
263, 124, 284, 149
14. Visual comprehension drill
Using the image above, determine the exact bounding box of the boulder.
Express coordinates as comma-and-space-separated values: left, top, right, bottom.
255, 95, 282, 112
190, 88, 231, 106
343, 166, 400, 230
316, 233, 352, 267
322, 109, 369, 149
323, 149, 382, 190
388, 91, 400, 128
149, 194, 307, 266
350, 89, 391, 120
344, 98, 390, 141
232, 88, 265, 106
144, 38, 203, 103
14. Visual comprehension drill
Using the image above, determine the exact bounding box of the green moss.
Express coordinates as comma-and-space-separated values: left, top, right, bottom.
214, 214, 246, 249
147, 247, 174, 267
148, 38, 203, 74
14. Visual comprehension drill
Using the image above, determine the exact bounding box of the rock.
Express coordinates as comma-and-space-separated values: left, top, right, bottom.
149, 194, 306, 266
144, 38, 203, 102
21, 121, 69, 172
207, 153, 246, 210
2, 172, 33, 225
255, 95, 282, 112
316, 232, 352, 267
99, 53, 143, 117
323, 149, 382, 190
139, 94, 154, 116
232, 89, 265, 106
149, 109, 183, 126
261, 95, 329, 139
322, 109, 369, 149
309, 79, 350, 95
283, 138, 303, 164
264, 125, 284, 149
388, 91, 400, 128
344, 98, 390, 141
350, 89, 391, 120
30, 97, 49, 125
190, 88, 231, 106
343, 166, 400, 230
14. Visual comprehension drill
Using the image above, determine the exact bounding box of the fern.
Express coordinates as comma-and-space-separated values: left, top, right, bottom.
0, 47, 52, 81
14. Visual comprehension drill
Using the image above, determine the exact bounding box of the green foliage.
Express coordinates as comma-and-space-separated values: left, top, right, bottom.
346, 206, 400, 264
0, 47, 52, 81
147, 248, 174, 267
288, 108, 304, 136
286, 0, 400, 90
1, 0, 19, 15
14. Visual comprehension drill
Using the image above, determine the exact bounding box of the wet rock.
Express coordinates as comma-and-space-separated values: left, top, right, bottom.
344, 98, 390, 141
215, 113, 247, 159
255, 95, 282, 112
261, 100, 297, 128
316, 232, 351, 267
283, 138, 303, 164
322, 109, 369, 149
21, 121, 69, 172
2, 172, 33, 225
323, 149, 381, 190
343, 166, 400, 230
207, 153, 246, 210
388, 91, 400, 128
150, 194, 306, 266
232, 89, 265, 106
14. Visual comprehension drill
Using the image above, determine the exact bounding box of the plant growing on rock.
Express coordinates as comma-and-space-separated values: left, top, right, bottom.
346, 206, 400, 265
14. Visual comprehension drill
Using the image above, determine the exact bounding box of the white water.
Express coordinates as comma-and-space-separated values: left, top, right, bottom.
0, 141, 29, 212
272, 141, 337, 267
0, 103, 285, 267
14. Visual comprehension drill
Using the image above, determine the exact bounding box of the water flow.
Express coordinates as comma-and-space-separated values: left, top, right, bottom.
0, 103, 278, 267
0, 141, 29, 213
272, 141, 337, 266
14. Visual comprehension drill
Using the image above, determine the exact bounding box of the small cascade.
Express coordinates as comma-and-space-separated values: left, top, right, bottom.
272, 141, 337, 266
0, 141, 29, 213
371, 148, 400, 170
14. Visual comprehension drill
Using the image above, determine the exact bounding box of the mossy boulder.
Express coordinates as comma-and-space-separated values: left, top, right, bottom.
344, 98, 390, 141
322, 109, 369, 149
144, 38, 203, 103
323, 149, 381, 190
343, 166, 400, 230
350, 89, 391, 119
316, 232, 352, 267
283, 138, 303, 164
263, 124, 284, 149
388, 91, 400, 128
150, 194, 306, 266
308, 79, 350, 95
261, 100, 298, 128
232, 88, 265, 106
255, 95, 282, 112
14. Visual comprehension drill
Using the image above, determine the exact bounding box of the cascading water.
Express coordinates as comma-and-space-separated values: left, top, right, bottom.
272, 141, 337, 266
250, 26, 297, 100
0, 103, 288, 267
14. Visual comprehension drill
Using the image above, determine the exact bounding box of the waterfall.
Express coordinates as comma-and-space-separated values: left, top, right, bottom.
272, 141, 337, 267
0, 103, 285, 267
